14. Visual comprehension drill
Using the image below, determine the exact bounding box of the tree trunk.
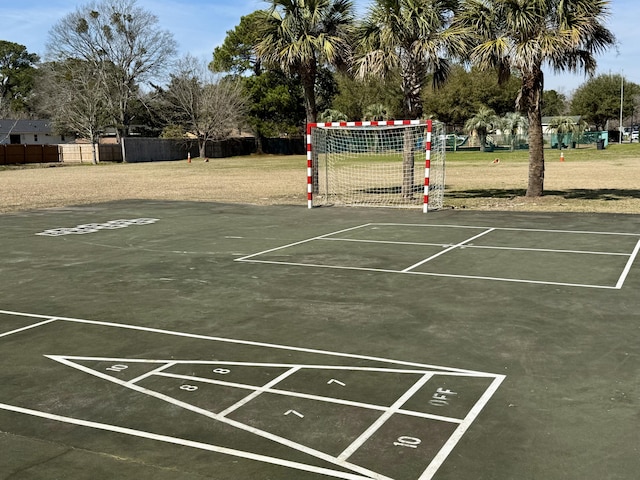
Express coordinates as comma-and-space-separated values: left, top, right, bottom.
479, 132, 487, 152
402, 129, 415, 198
255, 135, 264, 155
300, 65, 317, 125
91, 142, 98, 164
520, 68, 545, 197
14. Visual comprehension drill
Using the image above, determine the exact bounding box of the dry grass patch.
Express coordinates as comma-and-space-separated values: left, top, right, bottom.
2, 148, 640, 214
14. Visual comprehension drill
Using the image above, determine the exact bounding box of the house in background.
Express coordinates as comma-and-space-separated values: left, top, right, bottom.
0, 119, 73, 145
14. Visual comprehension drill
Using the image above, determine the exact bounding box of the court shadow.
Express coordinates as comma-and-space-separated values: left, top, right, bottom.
448, 188, 640, 201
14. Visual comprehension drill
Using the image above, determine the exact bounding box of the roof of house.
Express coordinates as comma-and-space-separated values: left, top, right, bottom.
0, 119, 54, 135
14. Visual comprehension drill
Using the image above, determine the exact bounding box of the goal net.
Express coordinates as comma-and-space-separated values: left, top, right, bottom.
307, 120, 445, 212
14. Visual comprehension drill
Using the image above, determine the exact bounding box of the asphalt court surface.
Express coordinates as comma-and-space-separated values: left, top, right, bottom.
1, 200, 639, 480
237, 223, 639, 288
1, 313, 501, 480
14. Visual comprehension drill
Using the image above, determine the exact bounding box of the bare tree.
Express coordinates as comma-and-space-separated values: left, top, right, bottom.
46, 0, 177, 148
161, 56, 246, 159
37, 60, 111, 163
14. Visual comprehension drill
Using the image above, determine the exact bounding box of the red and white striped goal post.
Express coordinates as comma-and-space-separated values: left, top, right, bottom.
306, 119, 435, 213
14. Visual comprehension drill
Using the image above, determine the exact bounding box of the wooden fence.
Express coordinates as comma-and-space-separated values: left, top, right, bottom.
0, 144, 60, 165
58, 144, 122, 163
0, 136, 304, 165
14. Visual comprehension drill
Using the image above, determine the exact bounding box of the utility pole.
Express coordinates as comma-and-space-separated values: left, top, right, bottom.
619, 72, 624, 144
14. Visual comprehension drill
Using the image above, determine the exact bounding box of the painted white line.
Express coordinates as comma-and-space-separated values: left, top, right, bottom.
338, 373, 433, 461
454, 244, 632, 256
0, 318, 58, 338
616, 238, 640, 289
233, 259, 621, 289
128, 362, 177, 384
0, 310, 487, 374
0, 402, 374, 480
321, 236, 631, 257
218, 367, 301, 417
234, 224, 372, 262
418, 375, 506, 480
153, 371, 464, 424
45, 355, 394, 480
0, 312, 504, 480
369, 223, 640, 237
402, 228, 495, 273
52, 357, 490, 376
320, 238, 450, 247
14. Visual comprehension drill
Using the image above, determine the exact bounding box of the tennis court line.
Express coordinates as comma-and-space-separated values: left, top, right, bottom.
234, 258, 624, 289
235, 223, 638, 289
402, 228, 495, 272
616, 239, 640, 289
234, 223, 374, 262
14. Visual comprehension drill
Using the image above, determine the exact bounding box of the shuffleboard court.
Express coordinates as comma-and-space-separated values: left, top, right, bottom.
0, 312, 503, 480
0, 200, 638, 480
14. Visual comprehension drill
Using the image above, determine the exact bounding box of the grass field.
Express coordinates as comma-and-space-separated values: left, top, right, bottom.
1, 142, 640, 214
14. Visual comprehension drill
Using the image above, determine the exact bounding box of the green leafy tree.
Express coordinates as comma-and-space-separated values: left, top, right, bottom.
242, 70, 306, 152
210, 11, 267, 76
452, 0, 615, 197
422, 64, 520, 130
331, 71, 402, 120
354, 0, 458, 120
0, 40, 39, 115
465, 106, 499, 151
542, 90, 568, 117
210, 11, 306, 149
570, 74, 640, 130
256, 0, 355, 124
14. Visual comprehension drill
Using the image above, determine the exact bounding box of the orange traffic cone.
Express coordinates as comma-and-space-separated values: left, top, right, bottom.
560, 151, 565, 162
187, 152, 191, 163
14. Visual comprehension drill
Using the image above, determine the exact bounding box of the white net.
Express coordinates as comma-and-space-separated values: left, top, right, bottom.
309, 120, 445, 211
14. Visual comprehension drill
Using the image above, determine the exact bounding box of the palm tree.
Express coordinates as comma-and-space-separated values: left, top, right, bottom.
547, 116, 587, 149
355, 0, 457, 196
465, 106, 499, 152
501, 112, 529, 152
452, 0, 615, 196
363, 103, 391, 121
318, 108, 348, 122
256, 0, 354, 124
355, 0, 458, 120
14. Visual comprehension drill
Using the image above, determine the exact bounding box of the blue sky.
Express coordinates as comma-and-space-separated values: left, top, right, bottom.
4, 0, 637, 95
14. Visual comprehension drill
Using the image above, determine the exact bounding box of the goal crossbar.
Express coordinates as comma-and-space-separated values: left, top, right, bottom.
306, 120, 445, 212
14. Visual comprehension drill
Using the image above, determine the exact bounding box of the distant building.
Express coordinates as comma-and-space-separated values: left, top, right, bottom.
0, 119, 73, 145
